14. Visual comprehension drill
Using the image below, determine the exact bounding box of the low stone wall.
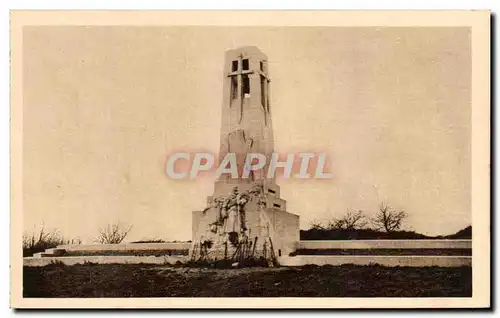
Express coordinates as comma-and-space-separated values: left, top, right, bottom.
57, 242, 191, 252
24, 255, 188, 267
278, 255, 472, 267
26, 240, 472, 268
297, 240, 472, 250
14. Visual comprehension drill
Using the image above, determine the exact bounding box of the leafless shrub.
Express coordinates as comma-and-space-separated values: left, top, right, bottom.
310, 220, 326, 230
329, 210, 367, 230
372, 202, 407, 232
95, 223, 132, 244
22, 226, 80, 256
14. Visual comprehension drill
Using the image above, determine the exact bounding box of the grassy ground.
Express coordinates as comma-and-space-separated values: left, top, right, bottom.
23, 263, 472, 298
300, 226, 472, 240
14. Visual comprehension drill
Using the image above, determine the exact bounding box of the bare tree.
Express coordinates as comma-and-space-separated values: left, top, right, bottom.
329, 210, 367, 230
96, 223, 132, 244
372, 202, 407, 232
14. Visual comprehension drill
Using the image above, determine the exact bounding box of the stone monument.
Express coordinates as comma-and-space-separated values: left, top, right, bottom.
191, 46, 299, 264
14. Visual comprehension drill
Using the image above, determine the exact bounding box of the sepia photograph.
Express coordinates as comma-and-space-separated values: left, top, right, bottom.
10, 10, 490, 309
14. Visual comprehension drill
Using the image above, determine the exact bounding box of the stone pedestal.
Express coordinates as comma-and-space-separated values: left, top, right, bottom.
190, 183, 299, 263
189, 47, 300, 263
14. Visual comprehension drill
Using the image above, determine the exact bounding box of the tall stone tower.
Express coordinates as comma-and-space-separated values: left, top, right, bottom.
191, 46, 299, 264
215, 46, 275, 195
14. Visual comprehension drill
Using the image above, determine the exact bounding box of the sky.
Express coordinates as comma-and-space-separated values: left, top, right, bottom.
22, 26, 471, 242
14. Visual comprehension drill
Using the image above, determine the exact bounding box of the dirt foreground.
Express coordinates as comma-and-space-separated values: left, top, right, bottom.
23, 263, 472, 298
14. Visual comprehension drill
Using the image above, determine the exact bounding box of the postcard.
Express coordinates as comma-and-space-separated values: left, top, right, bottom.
10, 10, 490, 309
